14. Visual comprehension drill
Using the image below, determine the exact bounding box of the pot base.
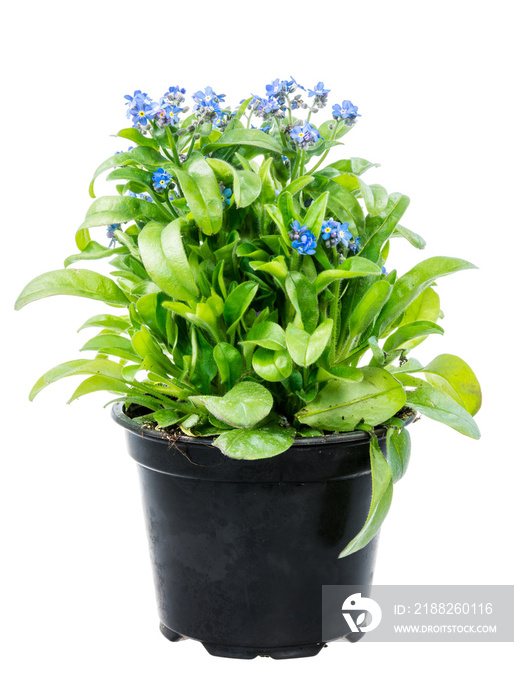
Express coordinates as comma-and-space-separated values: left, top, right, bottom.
159, 622, 325, 659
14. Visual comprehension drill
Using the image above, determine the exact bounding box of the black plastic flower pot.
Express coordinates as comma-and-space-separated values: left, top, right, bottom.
112, 403, 392, 659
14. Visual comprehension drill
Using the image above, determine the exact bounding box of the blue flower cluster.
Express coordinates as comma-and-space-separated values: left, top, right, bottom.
289, 221, 317, 256
308, 82, 330, 98
152, 168, 173, 192
321, 219, 353, 248
165, 85, 186, 101
125, 87, 187, 131
308, 82, 330, 108
254, 96, 285, 118
124, 82, 360, 140
265, 77, 304, 98
349, 237, 361, 254
249, 77, 304, 118
125, 91, 160, 127
154, 102, 183, 128
220, 185, 232, 208
106, 223, 121, 248
332, 100, 361, 121
290, 121, 321, 148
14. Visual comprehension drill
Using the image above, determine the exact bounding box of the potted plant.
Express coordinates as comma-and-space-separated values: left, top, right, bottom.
15, 78, 481, 659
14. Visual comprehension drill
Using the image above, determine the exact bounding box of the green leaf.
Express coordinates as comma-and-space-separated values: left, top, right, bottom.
130, 325, 162, 360
392, 224, 426, 249
375, 257, 478, 336
235, 169, 262, 208
213, 424, 295, 460
285, 272, 318, 333
339, 436, 393, 557
191, 381, 273, 428
277, 190, 298, 229
314, 257, 382, 294
134, 408, 183, 428
252, 347, 293, 382
348, 280, 393, 339
390, 358, 424, 375
316, 364, 364, 383
257, 158, 276, 204
383, 321, 444, 353
250, 256, 288, 286
116, 128, 160, 150
405, 385, 480, 439
207, 158, 262, 209
213, 343, 243, 389
80, 333, 140, 362
106, 166, 154, 191
285, 319, 333, 367
68, 375, 130, 403
138, 219, 200, 302
236, 96, 253, 119
329, 158, 379, 176
281, 175, 314, 197
163, 301, 221, 343
360, 182, 388, 216
360, 193, 410, 263
136, 293, 168, 340
89, 147, 167, 196
264, 204, 289, 242
77, 314, 130, 333
387, 427, 411, 483
77, 195, 170, 232
297, 366, 406, 431
324, 181, 365, 237
29, 358, 125, 401
75, 228, 91, 252
240, 322, 286, 351
178, 155, 223, 234
223, 281, 258, 334
302, 192, 329, 235
202, 128, 282, 155
190, 327, 217, 394
422, 354, 482, 416
64, 240, 128, 268
395, 287, 441, 352
15, 269, 128, 310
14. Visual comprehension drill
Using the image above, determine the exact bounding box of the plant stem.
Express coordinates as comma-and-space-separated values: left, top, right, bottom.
166, 126, 181, 166
299, 149, 306, 177
290, 150, 301, 181
151, 194, 174, 220
274, 117, 288, 150
165, 189, 178, 218
305, 150, 329, 177
285, 96, 293, 124
304, 118, 339, 177
328, 247, 340, 366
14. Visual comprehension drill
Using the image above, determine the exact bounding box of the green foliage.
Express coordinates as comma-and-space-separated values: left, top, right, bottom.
339, 435, 394, 558
15, 83, 482, 557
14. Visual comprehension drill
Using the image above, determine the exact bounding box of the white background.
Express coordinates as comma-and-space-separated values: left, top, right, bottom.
1, 0, 513, 697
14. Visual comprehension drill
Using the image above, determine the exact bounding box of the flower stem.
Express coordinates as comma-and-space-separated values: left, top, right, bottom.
151, 194, 175, 221
328, 247, 341, 365
290, 150, 301, 181
166, 126, 181, 166
304, 119, 339, 177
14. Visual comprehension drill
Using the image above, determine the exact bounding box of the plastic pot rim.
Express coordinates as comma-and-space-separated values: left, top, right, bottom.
111, 401, 416, 449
